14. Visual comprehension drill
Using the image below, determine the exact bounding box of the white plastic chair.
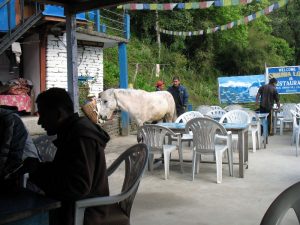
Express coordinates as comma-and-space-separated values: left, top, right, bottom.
210, 105, 223, 110
33, 135, 57, 162
218, 110, 251, 151
138, 124, 183, 180
175, 111, 204, 123
195, 105, 212, 115
75, 143, 148, 225
174, 111, 204, 147
206, 109, 226, 120
296, 104, 300, 113
185, 117, 233, 183
260, 181, 300, 225
278, 103, 296, 135
290, 110, 300, 146
243, 110, 261, 152
224, 104, 243, 111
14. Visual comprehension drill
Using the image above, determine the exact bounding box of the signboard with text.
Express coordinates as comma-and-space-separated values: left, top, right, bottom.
266, 66, 300, 94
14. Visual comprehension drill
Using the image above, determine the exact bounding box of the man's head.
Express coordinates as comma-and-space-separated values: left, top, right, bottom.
36, 88, 74, 136
156, 80, 165, 90
269, 78, 278, 86
172, 76, 181, 87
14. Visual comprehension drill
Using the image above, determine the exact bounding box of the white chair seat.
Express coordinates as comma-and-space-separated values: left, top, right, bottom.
181, 133, 193, 140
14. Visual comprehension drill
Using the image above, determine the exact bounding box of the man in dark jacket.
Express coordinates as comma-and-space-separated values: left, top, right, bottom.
256, 77, 280, 135
21, 88, 110, 225
167, 76, 189, 116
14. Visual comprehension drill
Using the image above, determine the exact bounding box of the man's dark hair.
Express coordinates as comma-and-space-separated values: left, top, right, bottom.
173, 76, 180, 81
36, 88, 74, 113
269, 78, 278, 84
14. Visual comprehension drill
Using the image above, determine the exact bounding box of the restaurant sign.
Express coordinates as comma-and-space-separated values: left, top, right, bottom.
266, 66, 300, 94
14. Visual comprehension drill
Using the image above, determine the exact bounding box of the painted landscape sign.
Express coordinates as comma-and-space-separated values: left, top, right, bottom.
266, 66, 300, 94
218, 74, 266, 104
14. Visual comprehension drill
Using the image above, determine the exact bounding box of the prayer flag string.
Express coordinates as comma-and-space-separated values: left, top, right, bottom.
157, 0, 288, 36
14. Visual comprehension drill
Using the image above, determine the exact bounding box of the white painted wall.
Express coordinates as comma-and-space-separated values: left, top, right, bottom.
46, 34, 104, 97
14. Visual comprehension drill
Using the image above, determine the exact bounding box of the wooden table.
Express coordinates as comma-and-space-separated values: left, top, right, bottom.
0, 188, 61, 225
223, 123, 249, 178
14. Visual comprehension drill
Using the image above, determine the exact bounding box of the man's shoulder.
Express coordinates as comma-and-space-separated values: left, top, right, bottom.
179, 85, 187, 91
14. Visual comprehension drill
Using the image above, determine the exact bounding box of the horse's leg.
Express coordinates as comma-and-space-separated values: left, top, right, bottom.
136, 120, 144, 143
164, 113, 173, 123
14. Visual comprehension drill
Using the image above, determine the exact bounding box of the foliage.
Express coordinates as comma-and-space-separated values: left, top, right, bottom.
103, 0, 300, 106
78, 81, 90, 106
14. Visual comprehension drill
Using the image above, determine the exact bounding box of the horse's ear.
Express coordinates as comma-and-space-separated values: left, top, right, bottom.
98, 91, 103, 98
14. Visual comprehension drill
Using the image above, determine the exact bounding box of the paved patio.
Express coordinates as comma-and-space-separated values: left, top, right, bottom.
105, 131, 300, 225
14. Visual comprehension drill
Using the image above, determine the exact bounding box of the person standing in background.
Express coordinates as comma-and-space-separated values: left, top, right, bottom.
155, 80, 165, 91
167, 76, 189, 116
256, 77, 280, 135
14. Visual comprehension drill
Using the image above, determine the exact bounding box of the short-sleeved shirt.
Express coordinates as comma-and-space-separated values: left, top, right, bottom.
258, 84, 279, 111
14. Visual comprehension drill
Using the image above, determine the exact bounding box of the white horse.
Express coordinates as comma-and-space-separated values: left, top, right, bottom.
97, 88, 177, 126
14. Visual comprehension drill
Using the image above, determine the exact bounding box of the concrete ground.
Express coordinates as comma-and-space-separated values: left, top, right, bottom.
105, 131, 300, 225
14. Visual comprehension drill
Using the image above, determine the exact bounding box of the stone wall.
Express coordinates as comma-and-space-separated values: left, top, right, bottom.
99, 111, 138, 138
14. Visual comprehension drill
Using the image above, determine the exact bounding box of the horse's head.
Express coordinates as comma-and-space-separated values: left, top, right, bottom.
97, 89, 117, 121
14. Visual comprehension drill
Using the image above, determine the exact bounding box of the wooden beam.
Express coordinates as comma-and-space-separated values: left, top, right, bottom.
68, 0, 133, 13
66, 11, 79, 112
39, 29, 47, 92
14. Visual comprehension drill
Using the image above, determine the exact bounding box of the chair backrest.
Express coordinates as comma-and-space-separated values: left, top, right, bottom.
107, 143, 148, 217
219, 109, 251, 124
260, 181, 300, 225
138, 124, 177, 153
210, 105, 223, 110
175, 111, 204, 123
224, 104, 243, 111
206, 109, 226, 119
74, 143, 148, 225
186, 117, 228, 153
242, 109, 260, 124
195, 105, 212, 115
295, 104, 300, 113
281, 103, 297, 120
33, 135, 57, 162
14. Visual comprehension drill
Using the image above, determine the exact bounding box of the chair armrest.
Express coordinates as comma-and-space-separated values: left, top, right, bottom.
76, 181, 140, 209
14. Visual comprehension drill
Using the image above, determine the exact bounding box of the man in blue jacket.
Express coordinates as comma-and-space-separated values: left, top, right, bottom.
167, 76, 189, 116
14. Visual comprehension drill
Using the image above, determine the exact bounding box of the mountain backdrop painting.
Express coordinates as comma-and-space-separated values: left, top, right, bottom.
218, 74, 266, 104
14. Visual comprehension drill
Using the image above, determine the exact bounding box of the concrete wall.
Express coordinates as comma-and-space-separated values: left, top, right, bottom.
23, 34, 40, 104
46, 34, 104, 97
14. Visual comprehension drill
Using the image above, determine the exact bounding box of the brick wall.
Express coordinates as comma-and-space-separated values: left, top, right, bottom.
99, 111, 138, 138
46, 34, 104, 96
